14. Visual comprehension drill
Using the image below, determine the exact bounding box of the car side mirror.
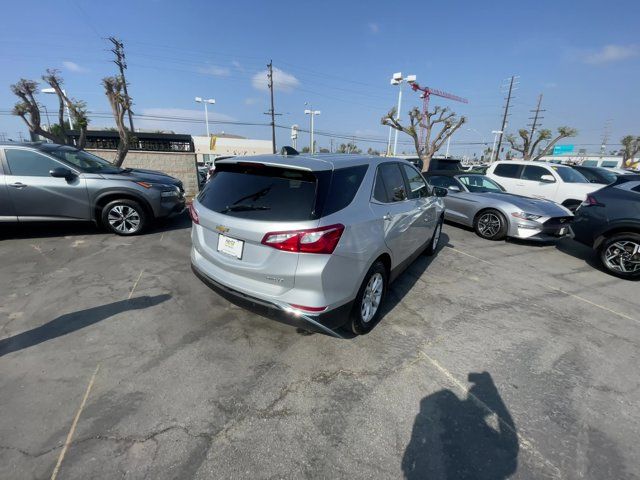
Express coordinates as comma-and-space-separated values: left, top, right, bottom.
433, 186, 448, 197
540, 174, 555, 183
448, 185, 462, 192
50, 167, 76, 180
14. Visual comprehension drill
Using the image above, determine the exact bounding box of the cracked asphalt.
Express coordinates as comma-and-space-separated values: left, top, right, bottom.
1, 214, 639, 479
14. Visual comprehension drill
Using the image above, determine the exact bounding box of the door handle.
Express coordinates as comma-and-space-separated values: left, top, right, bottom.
9, 182, 27, 189
383, 213, 392, 221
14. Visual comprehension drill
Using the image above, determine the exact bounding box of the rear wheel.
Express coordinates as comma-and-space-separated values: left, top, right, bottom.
599, 233, 640, 279
349, 261, 387, 335
101, 199, 147, 236
474, 209, 508, 241
424, 216, 443, 256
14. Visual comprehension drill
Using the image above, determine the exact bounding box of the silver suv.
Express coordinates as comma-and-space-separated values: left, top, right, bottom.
190, 153, 446, 336
0, 143, 185, 235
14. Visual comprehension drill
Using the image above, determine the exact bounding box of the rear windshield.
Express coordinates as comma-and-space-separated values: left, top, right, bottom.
199, 163, 322, 221
198, 163, 367, 221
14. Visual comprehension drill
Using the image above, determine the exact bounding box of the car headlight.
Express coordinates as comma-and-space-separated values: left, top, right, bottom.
160, 185, 181, 198
511, 212, 542, 221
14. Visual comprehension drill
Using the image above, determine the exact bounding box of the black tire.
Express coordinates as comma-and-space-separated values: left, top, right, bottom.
101, 199, 147, 236
424, 216, 443, 256
598, 233, 640, 280
349, 261, 387, 335
562, 200, 582, 212
473, 209, 508, 241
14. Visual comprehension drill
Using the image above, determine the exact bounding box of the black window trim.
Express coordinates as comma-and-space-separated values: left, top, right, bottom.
399, 162, 431, 199
3, 146, 80, 176
492, 163, 524, 179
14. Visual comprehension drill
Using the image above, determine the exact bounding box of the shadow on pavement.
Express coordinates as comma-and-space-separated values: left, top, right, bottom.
402, 371, 519, 480
0, 212, 191, 240
0, 294, 170, 357
554, 237, 603, 271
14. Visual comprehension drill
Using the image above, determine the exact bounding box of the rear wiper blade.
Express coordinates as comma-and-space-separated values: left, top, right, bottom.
220, 204, 271, 213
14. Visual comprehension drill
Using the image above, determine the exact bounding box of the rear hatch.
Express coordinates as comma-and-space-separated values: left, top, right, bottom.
192, 161, 329, 296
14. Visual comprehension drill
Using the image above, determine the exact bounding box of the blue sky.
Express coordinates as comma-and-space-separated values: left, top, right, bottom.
1, 0, 638, 156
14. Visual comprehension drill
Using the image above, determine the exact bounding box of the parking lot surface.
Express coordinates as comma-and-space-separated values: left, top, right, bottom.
1, 215, 639, 479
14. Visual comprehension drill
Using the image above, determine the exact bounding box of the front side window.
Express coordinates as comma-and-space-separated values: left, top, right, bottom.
551, 166, 589, 183
401, 164, 429, 198
521, 165, 553, 182
46, 147, 118, 173
4, 149, 63, 176
493, 163, 521, 178
428, 175, 461, 190
457, 175, 504, 192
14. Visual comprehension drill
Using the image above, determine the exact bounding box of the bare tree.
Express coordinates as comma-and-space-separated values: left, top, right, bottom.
102, 76, 131, 167
620, 136, 640, 168
382, 106, 465, 172
41, 69, 89, 149
506, 127, 577, 161
11, 79, 65, 144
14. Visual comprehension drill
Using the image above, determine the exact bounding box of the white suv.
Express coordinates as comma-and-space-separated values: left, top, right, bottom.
486, 161, 605, 211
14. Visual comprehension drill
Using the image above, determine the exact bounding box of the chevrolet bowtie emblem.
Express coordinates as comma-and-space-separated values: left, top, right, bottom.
215, 225, 230, 234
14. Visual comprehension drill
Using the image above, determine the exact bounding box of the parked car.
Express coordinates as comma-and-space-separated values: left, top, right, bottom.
190, 154, 447, 336
485, 160, 604, 211
0, 142, 185, 235
572, 174, 640, 279
425, 171, 573, 241
571, 165, 619, 185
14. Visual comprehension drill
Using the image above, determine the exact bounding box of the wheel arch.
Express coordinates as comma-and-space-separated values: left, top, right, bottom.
594, 225, 640, 250
94, 191, 155, 223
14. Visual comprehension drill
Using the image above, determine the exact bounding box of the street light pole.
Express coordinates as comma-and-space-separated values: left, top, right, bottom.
41, 87, 73, 130
195, 97, 215, 138
304, 107, 320, 153
389, 72, 416, 156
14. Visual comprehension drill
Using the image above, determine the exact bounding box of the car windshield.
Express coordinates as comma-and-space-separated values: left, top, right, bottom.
456, 174, 504, 192
551, 166, 589, 183
47, 147, 121, 173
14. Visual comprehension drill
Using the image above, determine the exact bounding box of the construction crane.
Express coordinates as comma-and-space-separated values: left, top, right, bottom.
410, 82, 468, 149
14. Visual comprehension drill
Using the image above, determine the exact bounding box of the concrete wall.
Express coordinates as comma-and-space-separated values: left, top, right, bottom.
193, 135, 272, 161
87, 149, 199, 199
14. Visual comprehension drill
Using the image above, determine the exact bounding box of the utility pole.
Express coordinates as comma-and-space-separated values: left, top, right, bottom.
600, 119, 612, 157
527, 94, 545, 157
267, 60, 276, 153
495, 75, 517, 162
108, 37, 135, 132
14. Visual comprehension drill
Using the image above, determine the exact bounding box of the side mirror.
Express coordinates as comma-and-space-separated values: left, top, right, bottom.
433, 186, 448, 197
50, 167, 75, 180
540, 174, 555, 183
448, 185, 462, 192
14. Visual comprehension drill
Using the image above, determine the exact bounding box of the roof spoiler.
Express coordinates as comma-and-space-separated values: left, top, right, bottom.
280, 146, 299, 156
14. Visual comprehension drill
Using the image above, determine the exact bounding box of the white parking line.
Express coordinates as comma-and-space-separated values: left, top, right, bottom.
419, 352, 563, 479
446, 246, 495, 265
128, 269, 145, 300
50, 364, 100, 480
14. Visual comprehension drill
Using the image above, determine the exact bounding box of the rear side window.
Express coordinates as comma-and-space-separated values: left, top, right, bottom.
376, 163, 407, 202
321, 165, 368, 216
198, 163, 323, 221
5, 149, 62, 176
493, 163, 522, 178
521, 165, 551, 182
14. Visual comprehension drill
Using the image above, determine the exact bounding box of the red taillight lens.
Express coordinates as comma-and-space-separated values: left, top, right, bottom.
582, 195, 599, 207
289, 304, 328, 313
188, 203, 200, 224
261, 224, 345, 254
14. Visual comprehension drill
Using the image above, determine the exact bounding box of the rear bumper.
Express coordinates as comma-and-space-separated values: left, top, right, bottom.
191, 262, 352, 338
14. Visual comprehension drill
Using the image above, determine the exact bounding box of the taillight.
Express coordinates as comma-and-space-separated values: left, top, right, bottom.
581, 195, 599, 207
261, 224, 345, 254
289, 304, 328, 313
188, 203, 200, 224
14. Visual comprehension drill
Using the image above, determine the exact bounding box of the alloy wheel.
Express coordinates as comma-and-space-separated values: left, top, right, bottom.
603, 240, 640, 274
108, 205, 141, 234
361, 272, 383, 323
477, 213, 501, 238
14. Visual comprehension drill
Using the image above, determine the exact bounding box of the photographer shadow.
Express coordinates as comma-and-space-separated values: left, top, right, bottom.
402, 372, 519, 480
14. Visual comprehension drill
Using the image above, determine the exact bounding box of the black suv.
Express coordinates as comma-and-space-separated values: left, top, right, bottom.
572, 175, 640, 279
0, 142, 186, 235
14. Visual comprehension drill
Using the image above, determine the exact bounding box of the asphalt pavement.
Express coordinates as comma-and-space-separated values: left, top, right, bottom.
1, 215, 638, 479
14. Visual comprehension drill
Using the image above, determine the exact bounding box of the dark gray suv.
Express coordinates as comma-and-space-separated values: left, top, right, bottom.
0, 142, 185, 235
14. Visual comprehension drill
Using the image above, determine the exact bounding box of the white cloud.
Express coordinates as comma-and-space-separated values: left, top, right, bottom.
252, 67, 299, 92
232, 60, 242, 69
368, 22, 379, 34
244, 97, 258, 105
198, 65, 231, 77
136, 108, 236, 133
63, 61, 88, 73
583, 44, 639, 65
